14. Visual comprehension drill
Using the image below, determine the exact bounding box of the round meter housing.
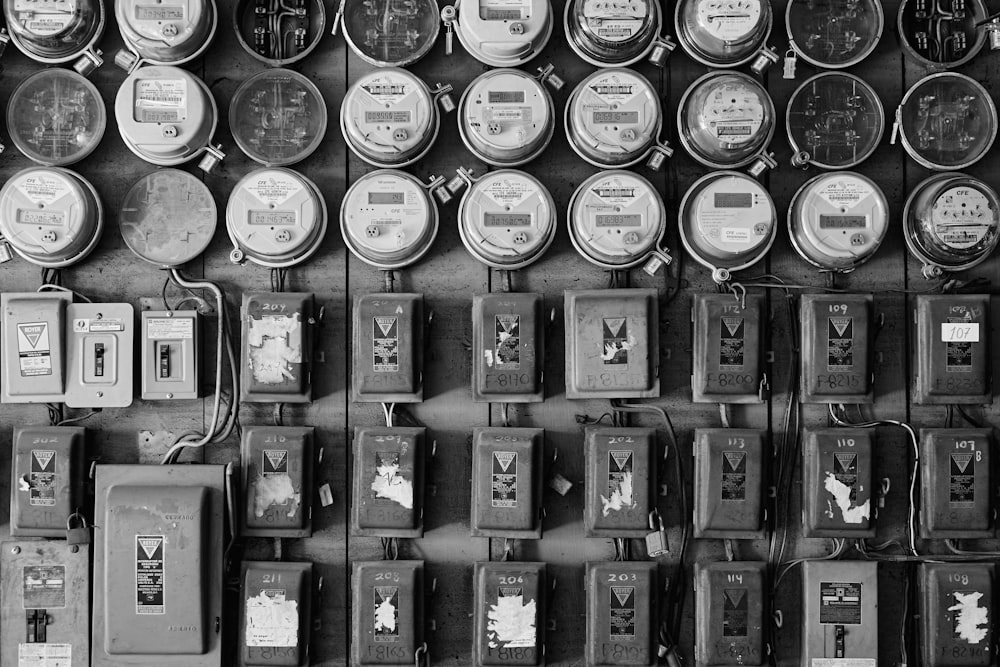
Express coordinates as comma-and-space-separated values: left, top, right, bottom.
342, 0, 439, 66
675, 0, 772, 67
8, 69, 106, 167
564, 0, 666, 66
679, 171, 776, 281
459, 69, 554, 167
897, 0, 985, 70
568, 170, 666, 269
678, 71, 775, 170
785, 0, 882, 69
448, 0, 553, 66
904, 173, 1000, 276
4, 0, 103, 64
230, 69, 327, 167
234, 0, 325, 65
116, 0, 218, 65
341, 170, 439, 269
896, 73, 997, 171
786, 73, 883, 170
0, 167, 103, 268
119, 169, 217, 268
458, 169, 555, 269
788, 172, 888, 272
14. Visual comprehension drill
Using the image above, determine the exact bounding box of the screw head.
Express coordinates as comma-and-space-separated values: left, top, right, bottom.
11, 546, 19, 554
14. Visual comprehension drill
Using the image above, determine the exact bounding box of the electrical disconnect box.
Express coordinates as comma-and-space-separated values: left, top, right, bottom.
1, 540, 90, 667
351, 560, 425, 666
141, 310, 200, 400
694, 561, 766, 667
239, 561, 313, 667
583, 427, 656, 538
353, 293, 424, 403
913, 295, 991, 405
918, 563, 995, 667
65, 302, 135, 408
92, 464, 225, 666
471, 427, 544, 539
800, 294, 874, 404
241, 292, 314, 403
10, 425, 85, 537
352, 427, 426, 538
802, 428, 875, 538
585, 561, 658, 667
693, 429, 766, 539
473, 292, 544, 403
801, 561, 878, 666
920, 428, 993, 539
692, 294, 766, 403
1, 291, 70, 404
565, 288, 659, 399
474, 561, 546, 666
241, 426, 315, 538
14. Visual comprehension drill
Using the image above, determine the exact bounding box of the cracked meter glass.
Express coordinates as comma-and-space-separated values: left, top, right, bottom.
564, 0, 672, 66
342, 0, 440, 66
115, 0, 218, 66
675, 0, 774, 68
785, 0, 882, 69
235, 0, 326, 65
4, 0, 104, 65
897, 0, 987, 69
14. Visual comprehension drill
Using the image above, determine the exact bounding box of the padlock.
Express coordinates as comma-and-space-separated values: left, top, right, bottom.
645, 510, 669, 556
66, 512, 91, 545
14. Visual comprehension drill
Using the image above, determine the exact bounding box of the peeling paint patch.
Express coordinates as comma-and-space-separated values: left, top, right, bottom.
247, 314, 302, 384
601, 471, 635, 516
484, 350, 494, 368
487, 593, 536, 649
823, 472, 869, 523
254, 474, 300, 519
371, 457, 413, 509
245, 589, 299, 647
949, 591, 989, 644
601, 336, 635, 362
375, 597, 397, 634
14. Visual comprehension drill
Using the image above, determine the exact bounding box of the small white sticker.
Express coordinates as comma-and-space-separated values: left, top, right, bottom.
318, 483, 334, 507
147, 317, 194, 340
823, 472, 869, 524
18, 643, 72, 667
941, 322, 980, 343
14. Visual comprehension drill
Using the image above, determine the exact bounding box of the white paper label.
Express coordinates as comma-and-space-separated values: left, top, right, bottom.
245, 589, 300, 647
18, 643, 72, 667
147, 317, 194, 340
941, 322, 980, 342
811, 661, 877, 667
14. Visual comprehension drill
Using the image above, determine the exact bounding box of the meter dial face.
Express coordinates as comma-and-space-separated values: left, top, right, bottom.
8, 69, 106, 167
4, 0, 103, 62
786, 0, 882, 68
459, 69, 554, 167
230, 69, 327, 167
898, 0, 985, 68
679, 72, 774, 169
568, 170, 665, 268
565, 0, 660, 65
786, 73, 883, 169
119, 169, 217, 268
458, 170, 556, 268
565, 68, 662, 168
342, 0, 440, 66
898, 74, 997, 170
453, 0, 553, 66
676, 0, 770, 66
235, 0, 325, 65
116, 0, 217, 64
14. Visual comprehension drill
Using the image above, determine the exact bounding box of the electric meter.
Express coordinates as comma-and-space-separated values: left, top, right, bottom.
471, 427, 544, 538
353, 293, 424, 403
788, 172, 889, 272
674, 0, 777, 71
694, 561, 766, 667
141, 309, 200, 399
115, 66, 225, 170
230, 69, 327, 167
65, 302, 134, 409
473, 561, 546, 666
786, 73, 884, 170
440, 0, 553, 67
583, 426, 655, 538
678, 172, 776, 283
227, 168, 328, 269
473, 292, 544, 403
3, 0, 104, 70
585, 561, 658, 667
241, 426, 315, 538
234, 0, 325, 65
677, 72, 776, 172
564, 0, 674, 67
801, 561, 878, 666
341, 68, 453, 168
7, 69, 106, 166
10, 425, 85, 537
352, 560, 426, 666
341, 170, 444, 269
240, 292, 315, 403
897, 0, 987, 69
352, 427, 426, 537
0, 167, 103, 268
903, 173, 1000, 278
692, 294, 766, 404
565, 68, 672, 169
802, 428, 875, 538
913, 295, 990, 405
1, 291, 70, 404
693, 429, 765, 539
239, 561, 313, 667
120, 169, 217, 268
784, 0, 882, 73
894, 73, 997, 171
800, 293, 873, 404
919, 428, 993, 539
918, 563, 995, 667
115, 0, 218, 68
340, 0, 439, 67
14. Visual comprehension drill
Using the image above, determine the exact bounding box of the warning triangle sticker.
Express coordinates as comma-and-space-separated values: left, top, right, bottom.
830, 317, 852, 337
31, 450, 55, 471
497, 315, 518, 334
604, 318, 626, 337
723, 451, 746, 471
375, 586, 397, 602
375, 316, 396, 337
724, 589, 746, 609
952, 453, 974, 473
834, 452, 857, 473
264, 450, 287, 470
137, 536, 163, 559
494, 451, 516, 472
611, 586, 634, 606
499, 586, 523, 598
722, 316, 743, 337
17, 323, 47, 349
610, 450, 633, 471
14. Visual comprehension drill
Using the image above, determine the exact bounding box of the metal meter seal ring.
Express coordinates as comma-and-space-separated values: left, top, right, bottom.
233, 0, 326, 66
783, 0, 882, 77
897, 0, 991, 70
565, 68, 673, 170
336, 0, 439, 67
440, 0, 553, 67
567, 170, 672, 275
115, 65, 225, 171
904, 172, 1000, 278
679, 170, 776, 283
788, 171, 889, 272
0, 167, 103, 268
114, 0, 218, 70
564, 0, 675, 67
674, 0, 778, 72
341, 68, 454, 168
1, 0, 105, 72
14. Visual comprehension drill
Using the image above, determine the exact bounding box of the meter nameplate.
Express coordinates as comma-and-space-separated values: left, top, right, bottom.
800, 294, 873, 404
802, 429, 875, 538
240, 293, 314, 403
585, 561, 657, 667
565, 289, 659, 399
694, 561, 766, 667
692, 294, 764, 403
913, 295, 991, 405
473, 562, 546, 666
65, 303, 134, 409
918, 563, 994, 667
583, 427, 655, 538
352, 427, 426, 538
353, 293, 423, 403
919, 429, 993, 539
11, 426, 85, 537
1, 292, 70, 403
693, 429, 765, 539
141, 310, 200, 400
239, 561, 312, 667
352, 560, 424, 666
801, 561, 878, 665
471, 428, 544, 538
473, 293, 543, 402
241, 427, 314, 538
